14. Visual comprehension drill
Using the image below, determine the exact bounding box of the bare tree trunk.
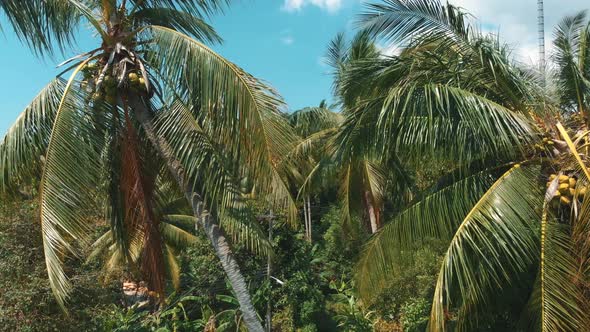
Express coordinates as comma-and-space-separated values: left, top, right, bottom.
132, 99, 264, 332
364, 190, 379, 234
306, 197, 312, 242
266, 211, 273, 332
303, 198, 310, 242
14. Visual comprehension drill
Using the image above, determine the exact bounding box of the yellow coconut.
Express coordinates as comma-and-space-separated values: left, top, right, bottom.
561, 196, 572, 205
569, 178, 577, 187
558, 175, 569, 183
558, 183, 570, 193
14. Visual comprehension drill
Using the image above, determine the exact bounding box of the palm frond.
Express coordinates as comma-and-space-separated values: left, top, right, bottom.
219, 208, 273, 256
524, 210, 587, 332
429, 165, 543, 331
552, 11, 590, 114
0, 0, 80, 55
164, 244, 181, 290
146, 26, 299, 223
0, 79, 66, 191
160, 219, 198, 249
38, 62, 109, 308
129, 0, 229, 18
359, 0, 471, 48
355, 164, 504, 300
131, 7, 222, 43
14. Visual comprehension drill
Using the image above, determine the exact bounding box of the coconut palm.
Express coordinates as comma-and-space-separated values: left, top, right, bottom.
298, 30, 415, 235
553, 10, 590, 120
286, 101, 342, 241
0, 2, 298, 331
350, 1, 590, 331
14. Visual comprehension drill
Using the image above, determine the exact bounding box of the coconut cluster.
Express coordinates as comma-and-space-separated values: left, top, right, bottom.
81, 62, 147, 105
127, 72, 147, 93
547, 174, 587, 207
534, 137, 555, 153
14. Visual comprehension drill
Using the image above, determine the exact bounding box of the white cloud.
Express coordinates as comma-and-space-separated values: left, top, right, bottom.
281, 35, 295, 45
447, 0, 588, 66
282, 0, 343, 13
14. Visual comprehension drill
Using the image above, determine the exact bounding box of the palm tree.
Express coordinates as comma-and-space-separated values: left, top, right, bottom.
346, 1, 590, 331
0, 2, 297, 331
287, 101, 342, 241
300, 30, 414, 235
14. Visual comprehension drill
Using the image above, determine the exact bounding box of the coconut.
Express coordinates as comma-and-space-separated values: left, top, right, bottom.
569, 178, 577, 187
569, 188, 576, 196
558, 175, 569, 183
560, 196, 572, 205
128, 72, 139, 82
549, 174, 557, 181
558, 183, 570, 193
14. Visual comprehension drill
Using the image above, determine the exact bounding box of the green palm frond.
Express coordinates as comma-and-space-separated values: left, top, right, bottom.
288, 106, 342, 138
154, 101, 239, 213
359, 0, 471, 48
161, 218, 198, 249
87, 230, 113, 263
131, 8, 222, 43
429, 165, 543, 331
0, 0, 79, 55
355, 164, 506, 300
337, 84, 536, 166
162, 214, 197, 231
0, 79, 66, 191
38, 63, 110, 309
219, 210, 272, 256
147, 25, 299, 223
522, 208, 588, 332
164, 244, 181, 290
128, 0, 229, 17
553, 11, 590, 114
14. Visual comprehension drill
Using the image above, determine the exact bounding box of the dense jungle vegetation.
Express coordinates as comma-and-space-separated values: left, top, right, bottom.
2, 0, 590, 331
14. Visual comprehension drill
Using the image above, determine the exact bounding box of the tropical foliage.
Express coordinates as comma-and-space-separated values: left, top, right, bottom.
3, 0, 590, 331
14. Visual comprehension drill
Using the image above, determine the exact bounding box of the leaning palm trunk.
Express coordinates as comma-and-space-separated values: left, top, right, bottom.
132, 97, 264, 332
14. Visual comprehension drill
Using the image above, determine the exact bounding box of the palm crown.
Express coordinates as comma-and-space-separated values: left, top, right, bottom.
0, 1, 299, 331
349, 1, 590, 331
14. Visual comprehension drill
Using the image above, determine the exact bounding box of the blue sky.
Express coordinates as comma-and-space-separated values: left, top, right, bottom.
0, 0, 363, 135
2, 0, 589, 136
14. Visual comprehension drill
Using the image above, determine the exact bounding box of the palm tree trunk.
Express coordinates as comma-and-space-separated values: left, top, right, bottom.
306, 197, 312, 242
303, 198, 309, 242
364, 190, 379, 234
132, 98, 264, 332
